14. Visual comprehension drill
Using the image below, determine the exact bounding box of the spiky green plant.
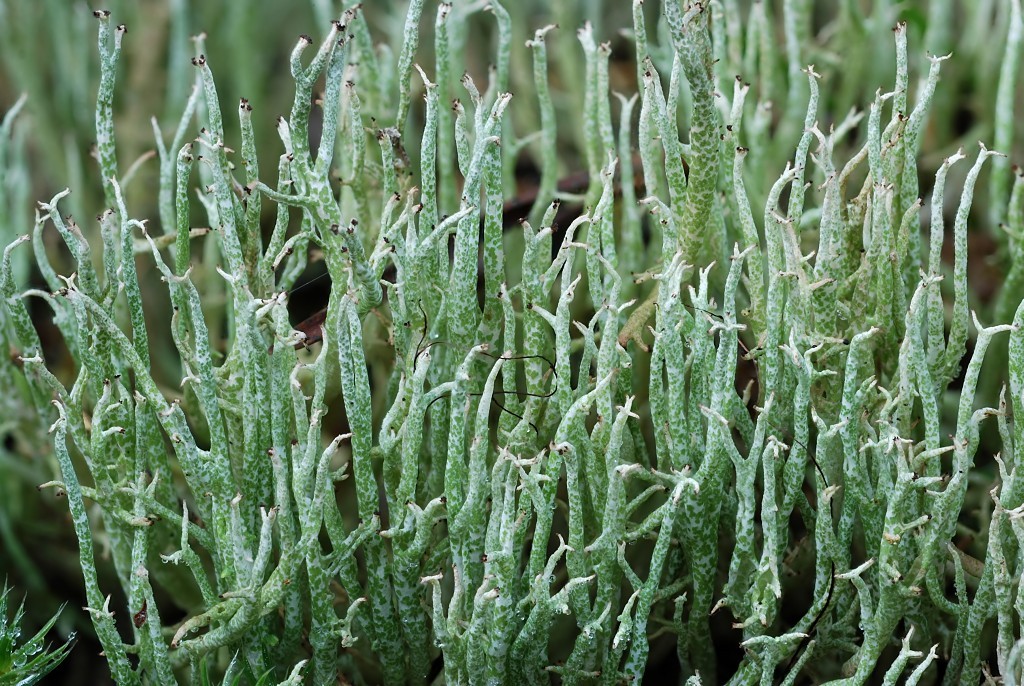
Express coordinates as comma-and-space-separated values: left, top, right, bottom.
2, 1, 1024, 684
0, 585, 73, 685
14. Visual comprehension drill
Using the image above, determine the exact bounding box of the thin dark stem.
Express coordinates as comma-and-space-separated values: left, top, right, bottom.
490, 397, 539, 434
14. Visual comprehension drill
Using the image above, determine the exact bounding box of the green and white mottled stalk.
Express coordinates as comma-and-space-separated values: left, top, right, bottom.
1, 2, 1024, 685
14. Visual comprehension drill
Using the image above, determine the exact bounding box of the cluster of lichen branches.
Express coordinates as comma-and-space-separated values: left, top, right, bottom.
3, 0, 1024, 684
